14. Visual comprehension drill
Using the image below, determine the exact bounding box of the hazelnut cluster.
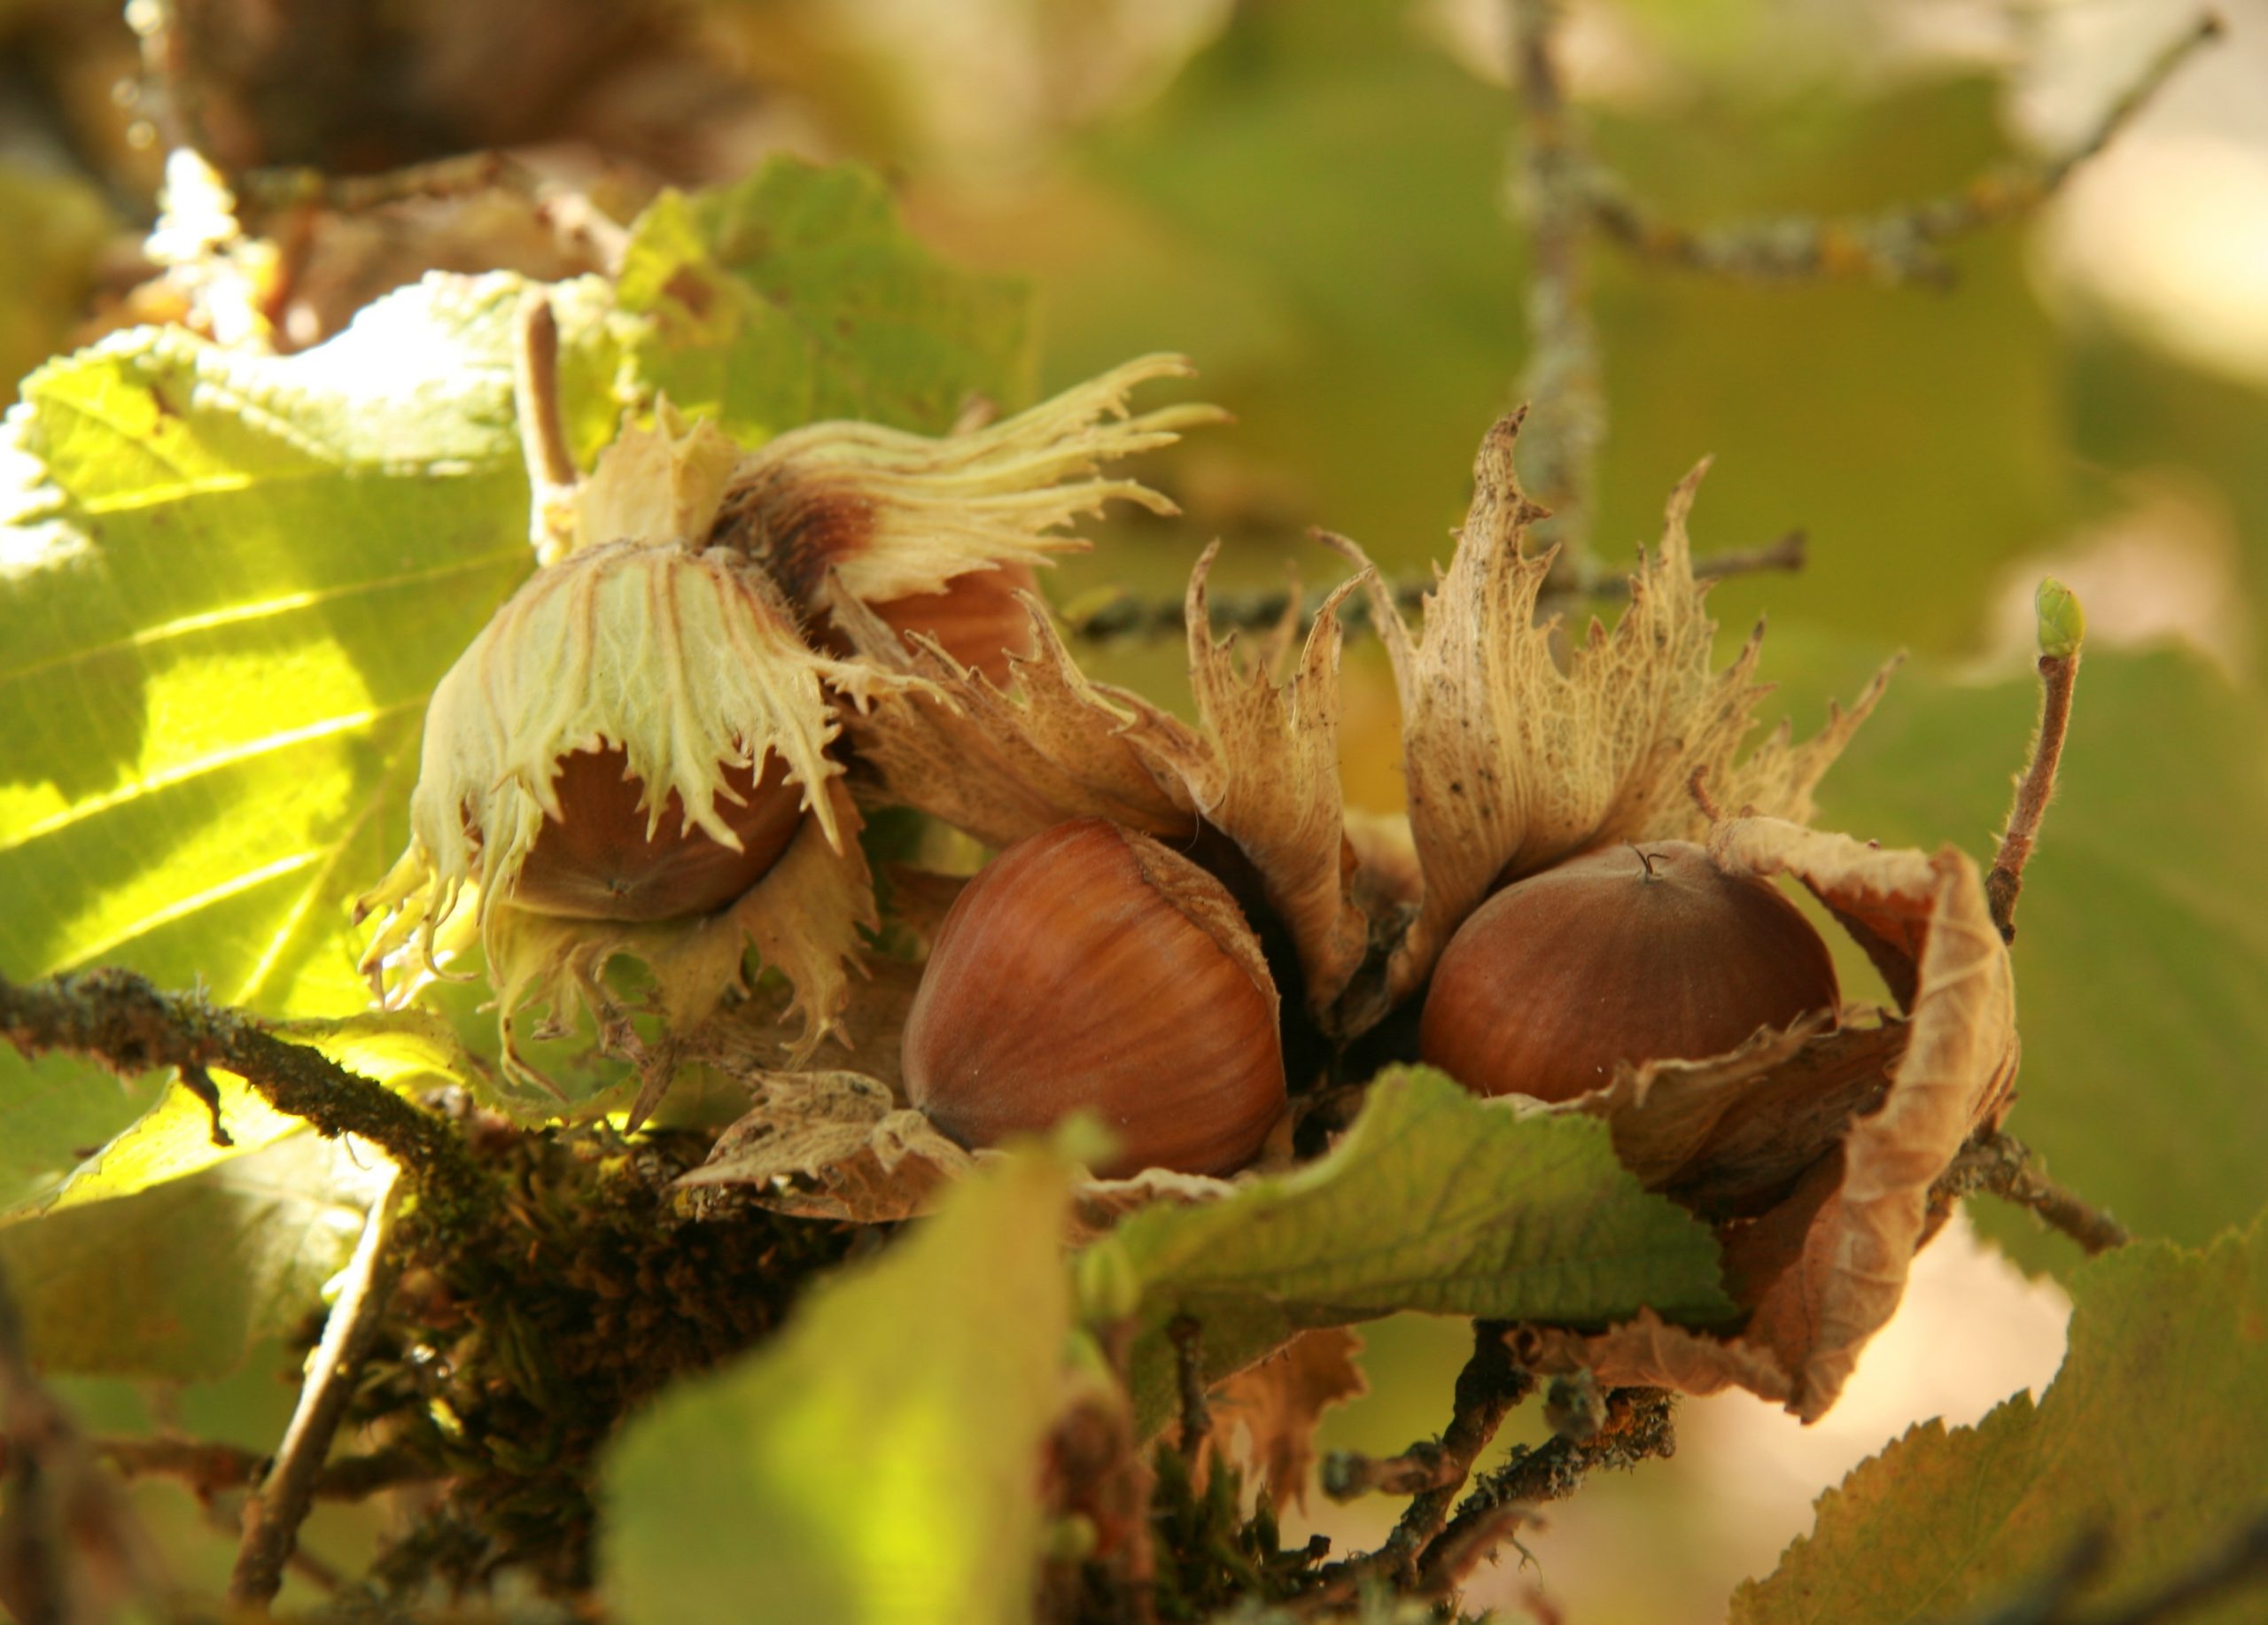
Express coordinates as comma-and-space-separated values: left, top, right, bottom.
367, 362, 2021, 1420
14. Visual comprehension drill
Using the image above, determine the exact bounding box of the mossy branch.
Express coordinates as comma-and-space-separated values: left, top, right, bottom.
0, 967, 492, 1233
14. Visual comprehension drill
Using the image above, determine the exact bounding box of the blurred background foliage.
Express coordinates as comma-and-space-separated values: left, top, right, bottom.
2, 0, 2262, 1618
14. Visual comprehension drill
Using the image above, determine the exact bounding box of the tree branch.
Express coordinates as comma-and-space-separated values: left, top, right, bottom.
228, 1170, 404, 1611
1510, 0, 1604, 578
1587, 16, 2220, 288
1355, 1321, 1534, 1577
1424, 1385, 1676, 1585
1060, 532, 1803, 649
1934, 1130, 2130, 1256
0, 968, 492, 1233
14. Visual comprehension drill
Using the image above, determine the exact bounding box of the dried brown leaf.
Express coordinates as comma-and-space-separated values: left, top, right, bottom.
678, 1069, 975, 1224
1205, 1326, 1369, 1512
1511, 817, 2017, 1421
1115, 547, 1373, 1022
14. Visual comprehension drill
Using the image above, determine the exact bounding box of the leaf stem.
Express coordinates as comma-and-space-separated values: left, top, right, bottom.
227, 1170, 403, 1611
0, 968, 493, 1234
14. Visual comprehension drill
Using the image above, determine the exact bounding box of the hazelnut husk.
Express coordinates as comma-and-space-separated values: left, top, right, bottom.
1419, 840, 1840, 1103
509, 746, 806, 922
902, 817, 1286, 1178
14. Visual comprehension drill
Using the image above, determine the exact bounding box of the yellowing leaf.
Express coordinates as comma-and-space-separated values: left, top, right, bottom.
1732, 1210, 2268, 1624
602, 1147, 1076, 1625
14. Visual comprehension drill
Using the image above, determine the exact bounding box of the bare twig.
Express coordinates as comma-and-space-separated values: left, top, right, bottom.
1510, 0, 1604, 578
1060, 532, 1802, 649
1935, 1130, 2129, 1256
0, 1260, 165, 1625
1168, 1315, 1208, 1466
228, 1171, 405, 1611
1365, 1322, 1534, 1576
87, 1437, 434, 1503
1427, 1385, 1675, 1578
1989, 579, 2085, 942
1588, 16, 2220, 288
1321, 1442, 1460, 1502
0, 968, 491, 1232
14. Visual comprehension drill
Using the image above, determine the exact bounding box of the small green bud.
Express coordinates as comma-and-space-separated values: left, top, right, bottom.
2035, 578, 2085, 661
1075, 1236, 1143, 1324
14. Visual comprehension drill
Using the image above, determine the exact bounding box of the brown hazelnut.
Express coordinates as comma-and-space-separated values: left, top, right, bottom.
509, 746, 805, 922
866, 562, 1040, 685
1418, 840, 1840, 1103
903, 817, 1286, 1178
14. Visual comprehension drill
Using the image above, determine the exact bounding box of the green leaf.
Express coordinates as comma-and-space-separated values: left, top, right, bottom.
0, 1131, 387, 1380
1811, 647, 2268, 1270
1731, 1209, 2268, 1624
0, 273, 577, 1202
0, 158, 1026, 1207
617, 156, 1035, 441
602, 1147, 1075, 1625
1102, 1067, 1731, 1430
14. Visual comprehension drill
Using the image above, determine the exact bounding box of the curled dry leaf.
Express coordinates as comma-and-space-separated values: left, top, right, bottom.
676, 1069, 975, 1225
1203, 1326, 1369, 1513
1515, 816, 2018, 1421
1330, 411, 1889, 1008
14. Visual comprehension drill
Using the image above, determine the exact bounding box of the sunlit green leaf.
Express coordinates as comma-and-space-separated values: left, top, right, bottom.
1101, 1067, 1731, 1431
0, 1131, 387, 1380
617, 156, 1035, 441
602, 1147, 1074, 1625
1732, 1209, 2268, 1624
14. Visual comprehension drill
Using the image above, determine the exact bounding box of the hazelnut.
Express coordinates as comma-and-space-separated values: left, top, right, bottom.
508, 746, 806, 922
865, 562, 1040, 685
903, 818, 1286, 1178
1419, 841, 1840, 1103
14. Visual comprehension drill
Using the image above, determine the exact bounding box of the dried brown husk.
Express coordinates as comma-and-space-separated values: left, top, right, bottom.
1331, 411, 1890, 1009
1202, 1327, 1369, 1513
838, 544, 1375, 1028
1516, 815, 2019, 1422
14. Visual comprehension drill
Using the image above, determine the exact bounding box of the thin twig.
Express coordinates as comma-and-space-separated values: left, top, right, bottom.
0, 968, 492, 1232
1989, 581, 2085, 942
1588, 16, 2220, 288
0, 1260, 165, 1624
1060, 533, 1803, 649
1426, 1385, 1676, 1578
1168, 1315, 1208, 1466
1935, 1130, 2130, 1256
1510, 0, 1604, 578
85, 1437, 435, 1502
228, 1170, 405, 1611
1365, 1322, 1533, 1576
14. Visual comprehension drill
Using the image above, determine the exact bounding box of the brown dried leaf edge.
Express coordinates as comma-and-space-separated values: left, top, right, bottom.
1520, 816, 2018, 1421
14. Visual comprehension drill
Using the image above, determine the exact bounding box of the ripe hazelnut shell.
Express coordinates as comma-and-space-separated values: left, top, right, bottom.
868, 562, 1041, 685
903, 817, 1286, 1178
1419, 840, 1840, 1103
510, 747, 804, 922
